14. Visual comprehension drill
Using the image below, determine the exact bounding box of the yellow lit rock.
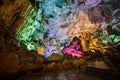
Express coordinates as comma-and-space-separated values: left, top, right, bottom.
89, 36, 107, 53
37, 47, 44, 56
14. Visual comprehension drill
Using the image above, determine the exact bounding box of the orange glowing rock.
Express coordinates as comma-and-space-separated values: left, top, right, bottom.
67, 12, 99, 51
37, 47, 44, 56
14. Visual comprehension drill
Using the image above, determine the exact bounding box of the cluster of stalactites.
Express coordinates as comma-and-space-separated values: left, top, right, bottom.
66, 12, 105, 52
77, 0, 120, 24
76, 0, 120, 49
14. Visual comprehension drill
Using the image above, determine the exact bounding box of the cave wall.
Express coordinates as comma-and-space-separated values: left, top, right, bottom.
0, 0, 120, 55
0, 0, 36, 51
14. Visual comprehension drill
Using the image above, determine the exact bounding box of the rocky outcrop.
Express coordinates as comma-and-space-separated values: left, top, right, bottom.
0, 0, 36, 51
0, 53, 20, 75
0, 0, 24, 34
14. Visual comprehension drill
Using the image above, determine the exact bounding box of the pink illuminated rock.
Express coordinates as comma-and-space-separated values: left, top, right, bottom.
62, 37, 83, 58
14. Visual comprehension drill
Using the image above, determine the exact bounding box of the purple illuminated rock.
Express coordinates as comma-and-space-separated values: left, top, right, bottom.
85, 0, 102, 9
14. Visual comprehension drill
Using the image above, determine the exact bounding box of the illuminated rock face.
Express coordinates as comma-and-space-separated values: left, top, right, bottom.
0, 0, 120, 58
62, 37, 83, 58
15, 0, 49, 51
43, 0, 100, 52
14, 0, 107, 57
15, 0, 37, 50
89, 36, 108, 53
10, 0, 120, 57
66, 12, 99, 51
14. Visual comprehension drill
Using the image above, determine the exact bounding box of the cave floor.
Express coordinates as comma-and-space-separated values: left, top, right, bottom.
0, 48, 120, 80
16, 68, 110, 80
